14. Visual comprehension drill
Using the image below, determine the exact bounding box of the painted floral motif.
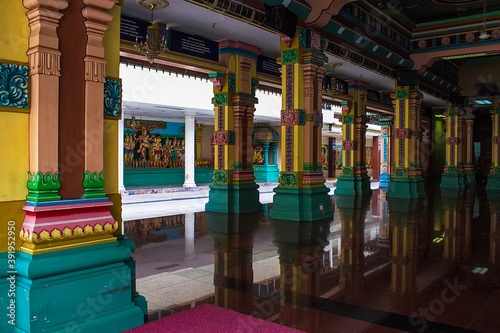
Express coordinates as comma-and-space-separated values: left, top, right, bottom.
213, 132, 228, 145
310, 31, 321, 51
281, 110, 297, 125
218, 106, 224, 130
228, 74, 236, 92
342, 140, 354, 150
0, 62, 29, 110
465, 33, 474, 42
280, 172, 297, 187
441, 36, 450, 45
493, 136, 500, 145
418, 40, 427, 49
395, 129, 408, 139
213, 170, 227, 183
104, 79, 122, 118
446, 137, 458, 145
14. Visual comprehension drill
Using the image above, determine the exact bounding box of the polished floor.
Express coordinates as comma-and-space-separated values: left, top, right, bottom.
123, 184, 499, 332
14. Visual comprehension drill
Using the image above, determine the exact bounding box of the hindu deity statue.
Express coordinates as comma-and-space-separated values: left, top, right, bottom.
152, 134, 163, 166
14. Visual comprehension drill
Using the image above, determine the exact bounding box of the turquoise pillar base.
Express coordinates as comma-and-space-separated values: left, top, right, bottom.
464, 173, 476, 189
270, 186, 333, 221
205, 183, 262, 213
1, 253, 13, 333
386, 177, 426, 199
379, 173, 390, 188
486, 174, 500, 194
254, 165, 280, 183
440, 172, 465, 190
14, 241, 145, 333
334, 176, 372, 196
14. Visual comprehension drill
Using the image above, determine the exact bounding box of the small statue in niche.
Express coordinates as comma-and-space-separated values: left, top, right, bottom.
253, 146, 264, 165
135, 128, 151, 161
162, 137, 171, 167
152, 134, 163, 167
124, 134, 135, 168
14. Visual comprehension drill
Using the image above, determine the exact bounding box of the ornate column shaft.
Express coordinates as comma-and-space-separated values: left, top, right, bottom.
379, 116, 392, 187
464, 111, 476, 187
24, 0, 68, 202
440, 104, 465, 190
387, 85, 425, 198
81, 0, 115, 198
270, 28, 333, 221
486, 97, 500, 193
334, 81, 371, 196
272, 142, 278, 166
206, 40, 261, 213
263, 142, 270, 166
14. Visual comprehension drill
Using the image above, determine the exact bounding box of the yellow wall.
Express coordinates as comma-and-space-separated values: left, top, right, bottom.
104, 4, 121, 78
0, 1, 28, 62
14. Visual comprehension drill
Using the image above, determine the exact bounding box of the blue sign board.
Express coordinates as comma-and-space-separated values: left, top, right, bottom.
257, 55, 281, 77
167, 29, 219, 62
120, 15, 149, 43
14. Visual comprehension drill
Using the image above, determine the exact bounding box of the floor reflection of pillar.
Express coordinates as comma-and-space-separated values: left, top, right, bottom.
185, 212, 196, 259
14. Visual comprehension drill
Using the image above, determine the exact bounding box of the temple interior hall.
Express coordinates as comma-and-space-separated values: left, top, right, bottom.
2, 0, 500, 332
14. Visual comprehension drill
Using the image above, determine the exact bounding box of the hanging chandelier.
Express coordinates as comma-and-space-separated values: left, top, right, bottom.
134, 0, 169, 63
322, 63, 344, 98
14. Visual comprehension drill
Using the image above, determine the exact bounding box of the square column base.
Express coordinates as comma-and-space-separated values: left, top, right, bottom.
254, 165, 280, 183
205, 183, 262, 213
270, 186, 333, 221
486, 174, 500, 194
334, 176, 372, 196
14, 242, 145, 333
440, 173, 465, 190
387, 177, 426, 199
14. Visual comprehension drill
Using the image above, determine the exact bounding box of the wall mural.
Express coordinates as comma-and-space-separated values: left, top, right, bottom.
125, 117, 182, 168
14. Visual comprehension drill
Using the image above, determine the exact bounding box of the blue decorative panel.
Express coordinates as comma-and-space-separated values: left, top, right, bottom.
104, 78, 122, 118
0, 62, 29, 111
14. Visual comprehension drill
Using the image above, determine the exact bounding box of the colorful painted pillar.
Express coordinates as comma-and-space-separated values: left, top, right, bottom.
335, 81, 372, 196
486, 97, 500, 193
270, 28, 333, 221
387, 85, 425, 198
463, 111, 476, 188
377, 188, 390, 252
273, 218, 330, 331
206, 40, 262, 213
379, 116, 393, 187
336, 195, 370, 300
208, 212, 258, 314
14, 2, 145, 332
440, 104, 465, 190
387, 198, 423, 297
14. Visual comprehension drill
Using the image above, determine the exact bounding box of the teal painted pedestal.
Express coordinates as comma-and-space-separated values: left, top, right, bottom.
270, 186, 333, 221
254, 165, 280, 183
486, 174, 500, 194
205, 183, 262, 213
386, 177, 426, 199
1, 253, 14, 333
334, 176, 372, 196
124, 167, 213, 187
14, 241, 145, 333
440, 173, 465, 190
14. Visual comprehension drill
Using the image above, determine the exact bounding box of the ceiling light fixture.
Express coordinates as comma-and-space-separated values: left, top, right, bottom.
134, 0, 169, 63
479, 0, 491, 40
322, 63, 344, 98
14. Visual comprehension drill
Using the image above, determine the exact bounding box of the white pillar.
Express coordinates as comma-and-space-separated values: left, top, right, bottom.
185, 212, 196, 259
118, 114, 126, 192
184, 112, 196, 187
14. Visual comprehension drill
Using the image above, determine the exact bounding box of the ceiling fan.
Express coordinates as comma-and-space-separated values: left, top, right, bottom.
479, 0, 491, 40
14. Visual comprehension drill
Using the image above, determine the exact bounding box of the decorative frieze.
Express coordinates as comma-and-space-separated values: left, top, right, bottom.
104, 77, 122, 118
84, 58, 106, 83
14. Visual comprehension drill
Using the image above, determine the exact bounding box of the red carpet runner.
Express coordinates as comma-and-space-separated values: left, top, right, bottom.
124, 304, 304, 333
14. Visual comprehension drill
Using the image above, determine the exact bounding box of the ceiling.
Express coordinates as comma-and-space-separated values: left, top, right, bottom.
381, 0, 500, 25
121, 0, 471, 116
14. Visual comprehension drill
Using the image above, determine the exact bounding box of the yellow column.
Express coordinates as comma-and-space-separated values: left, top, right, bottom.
440, 104, 465, 190
270, 27, 333, 221
387, 86, 425, 198
486, 97, 500, 192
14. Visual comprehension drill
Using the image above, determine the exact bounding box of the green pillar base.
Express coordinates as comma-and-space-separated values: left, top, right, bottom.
386, 177, 426, 199
487, 174, 500, 195
440, 172, 465, 190
334, 176, 372, 196
464, 173, 476, 189
270, 186, 333, 221
15, 241, 145, 333
254, 165, 280, 183
205, 183, 262, 213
